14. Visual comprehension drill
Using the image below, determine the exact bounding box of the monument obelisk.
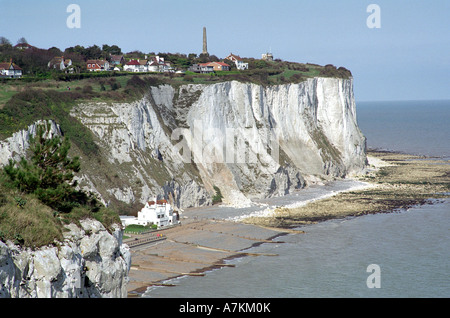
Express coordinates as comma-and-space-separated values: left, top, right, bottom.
202, 27, 209, 56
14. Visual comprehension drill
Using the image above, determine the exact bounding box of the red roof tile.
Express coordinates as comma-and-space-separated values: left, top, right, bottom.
126, 60, 140, 65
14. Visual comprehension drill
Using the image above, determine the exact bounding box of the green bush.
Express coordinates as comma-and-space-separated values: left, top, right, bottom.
212, 186, 223, 204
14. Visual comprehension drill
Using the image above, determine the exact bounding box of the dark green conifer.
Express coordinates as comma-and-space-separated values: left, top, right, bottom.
3, 123, 99, 212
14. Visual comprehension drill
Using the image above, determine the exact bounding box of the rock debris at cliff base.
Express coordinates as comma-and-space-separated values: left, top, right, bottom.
243, 151, 450, 228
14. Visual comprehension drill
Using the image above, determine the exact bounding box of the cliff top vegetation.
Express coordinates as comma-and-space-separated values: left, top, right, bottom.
0, 124, 120, 248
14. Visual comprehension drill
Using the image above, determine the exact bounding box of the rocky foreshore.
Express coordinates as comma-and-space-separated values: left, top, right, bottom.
242, 150, 450, 227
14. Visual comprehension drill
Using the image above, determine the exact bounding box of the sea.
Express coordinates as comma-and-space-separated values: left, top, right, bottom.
144, 100, 450, 298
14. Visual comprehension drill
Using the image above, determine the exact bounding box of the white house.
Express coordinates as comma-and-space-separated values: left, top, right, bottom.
124, 56, 173, 73
261, 52, 274, 61
86, 59, 110, 71
225, 53, 248, 70
120, 198, 179, 228
148, 56, 173, 72
48, 56, 73, 71
123, 59, 141, 72
0, 60, 23, 78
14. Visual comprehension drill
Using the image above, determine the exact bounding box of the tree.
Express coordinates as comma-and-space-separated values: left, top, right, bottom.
17, 37, 28, 45
3, 123, 100, 212
0, 36, 11, 45
84, 45, 102, 60
48, 46, 62, 57
212, 186, 223, 204
102, 44, 122, 56
223, 59, 234, 70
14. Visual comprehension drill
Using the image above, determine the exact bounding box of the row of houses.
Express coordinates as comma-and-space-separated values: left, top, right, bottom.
123, 56, 173, 73
2, 51, 254, 78
46, 54, 172, 73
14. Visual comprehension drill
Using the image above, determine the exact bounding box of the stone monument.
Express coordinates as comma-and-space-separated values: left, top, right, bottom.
202, 27, 209, 56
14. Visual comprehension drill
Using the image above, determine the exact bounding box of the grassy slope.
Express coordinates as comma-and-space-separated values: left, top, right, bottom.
0, 174, 120, 248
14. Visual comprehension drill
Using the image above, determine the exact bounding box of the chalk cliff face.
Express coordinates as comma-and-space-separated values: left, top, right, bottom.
0, 78, 366, 210
0, 219, 131, 298
70, 77, 366, 207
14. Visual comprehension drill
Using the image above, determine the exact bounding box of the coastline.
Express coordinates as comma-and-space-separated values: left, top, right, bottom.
126, 150, 450, 297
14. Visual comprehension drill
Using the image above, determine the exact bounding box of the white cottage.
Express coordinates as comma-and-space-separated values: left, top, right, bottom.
225, 53, 248, 71
0, 60, 23, 78
120, 198, 179, 228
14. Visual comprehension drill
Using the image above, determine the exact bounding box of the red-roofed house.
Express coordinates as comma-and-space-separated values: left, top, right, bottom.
14, 42, 35, 50
189, 63, 214, 73
148, 56, 173, 72
0, 59, 23, 78
123, 59, 141, 72
86, 59, 110, 71
205, 61, 231, 71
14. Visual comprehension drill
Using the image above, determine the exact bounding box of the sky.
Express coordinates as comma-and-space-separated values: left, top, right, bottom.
1, 0, 449, 102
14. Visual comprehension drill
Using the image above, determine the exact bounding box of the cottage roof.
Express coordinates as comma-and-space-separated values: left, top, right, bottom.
201, 62, 229, 67
126, 59, 140, 66
49, 56, 71, 66
214, 62, 230, 67
0, 60, 22, 70
14, 43, 34, 49
110, 55, 124, 62
148, 199, 168, 205
87, 59, 108, 66
226, 53, 243, 61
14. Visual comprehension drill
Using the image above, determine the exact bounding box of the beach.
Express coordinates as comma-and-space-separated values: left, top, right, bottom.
126, 150, 450, 297
126, 219, 289, 296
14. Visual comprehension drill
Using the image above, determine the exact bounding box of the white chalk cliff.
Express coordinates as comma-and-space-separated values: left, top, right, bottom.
67, 77, 366, 208
0, 78, 366, 210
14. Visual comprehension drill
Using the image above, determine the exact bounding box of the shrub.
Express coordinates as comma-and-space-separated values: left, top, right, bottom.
212, 186, 223, 204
